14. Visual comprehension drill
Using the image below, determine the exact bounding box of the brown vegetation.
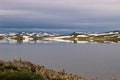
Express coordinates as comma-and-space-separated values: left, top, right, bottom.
0, 36, 4, 40
0, 59, 85, 80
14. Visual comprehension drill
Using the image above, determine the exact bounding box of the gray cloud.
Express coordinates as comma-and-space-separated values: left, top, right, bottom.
0, 0, 120, 32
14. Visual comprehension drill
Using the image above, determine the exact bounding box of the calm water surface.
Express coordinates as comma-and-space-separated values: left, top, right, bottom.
0, 43, 120, 79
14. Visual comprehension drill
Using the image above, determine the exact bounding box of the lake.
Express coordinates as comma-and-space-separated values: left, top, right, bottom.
0, 43, 120, 80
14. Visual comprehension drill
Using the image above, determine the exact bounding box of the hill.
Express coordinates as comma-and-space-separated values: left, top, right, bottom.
0, 59, 84, 80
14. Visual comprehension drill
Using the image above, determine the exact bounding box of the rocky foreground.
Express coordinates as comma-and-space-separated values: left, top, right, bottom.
0, 59, 85, 80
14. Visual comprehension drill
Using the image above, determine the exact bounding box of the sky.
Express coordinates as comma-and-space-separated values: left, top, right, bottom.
0, 0, 120, 32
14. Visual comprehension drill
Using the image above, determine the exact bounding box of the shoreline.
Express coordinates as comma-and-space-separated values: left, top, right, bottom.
0, 59, 85, 80
0, 59, 118, 80
0, 30, 120, 44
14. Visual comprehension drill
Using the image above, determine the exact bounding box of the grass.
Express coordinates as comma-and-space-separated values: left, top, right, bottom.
0, 71, 45, 80
0, 63, 45, 80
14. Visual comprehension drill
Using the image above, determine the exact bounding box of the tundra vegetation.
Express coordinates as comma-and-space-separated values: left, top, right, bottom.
0, 59, 84, 80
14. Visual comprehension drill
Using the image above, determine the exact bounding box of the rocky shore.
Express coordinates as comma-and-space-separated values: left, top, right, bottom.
0, 59, 85, 80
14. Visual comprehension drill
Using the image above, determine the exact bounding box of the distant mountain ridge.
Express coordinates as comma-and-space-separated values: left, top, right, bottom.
0, 30, 120, 44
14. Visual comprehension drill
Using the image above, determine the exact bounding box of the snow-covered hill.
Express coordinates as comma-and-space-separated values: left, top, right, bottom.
0, 31, 120, 44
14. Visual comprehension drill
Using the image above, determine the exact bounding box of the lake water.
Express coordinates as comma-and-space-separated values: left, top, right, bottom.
0, 43, 120, 80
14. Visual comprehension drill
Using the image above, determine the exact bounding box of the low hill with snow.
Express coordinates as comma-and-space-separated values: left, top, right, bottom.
0, 30, 120, 44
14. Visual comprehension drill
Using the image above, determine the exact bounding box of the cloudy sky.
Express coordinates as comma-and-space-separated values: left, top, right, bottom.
0, 0, 120, 32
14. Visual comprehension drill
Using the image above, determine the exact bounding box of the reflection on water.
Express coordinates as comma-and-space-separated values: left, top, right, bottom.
0, 43, 120, 79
